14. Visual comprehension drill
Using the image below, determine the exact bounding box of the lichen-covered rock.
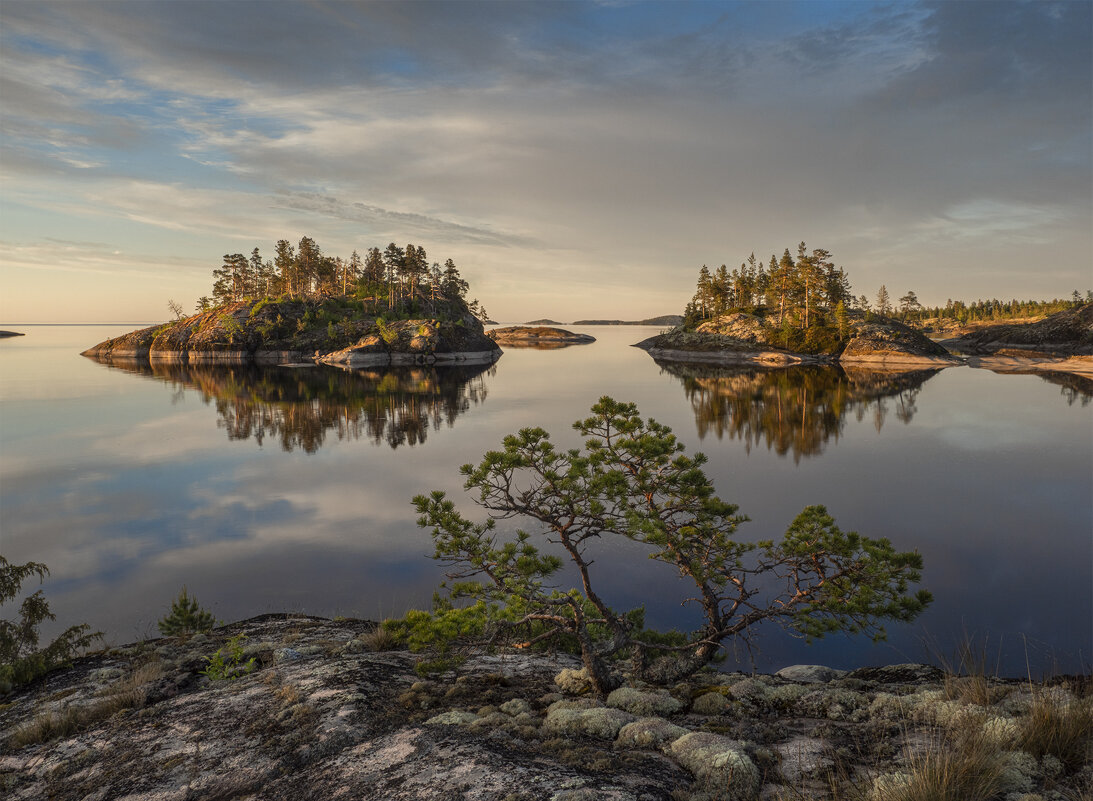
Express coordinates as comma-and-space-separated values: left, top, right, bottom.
728, 677, 770, 707
425, 710, 477, 726
775, 664, 846, 684
795, 688, 868, 721
692, 691, 731, 715
668, 732, 760, 800
773, 735, 833, 784
606, 687, 685, 717
615, 717, 690, 750
543, 704, 636, 740
500, 698, 534, 717
554, 667, 595, 695
3, 615, 1087, 800
998, 750, 1041, 794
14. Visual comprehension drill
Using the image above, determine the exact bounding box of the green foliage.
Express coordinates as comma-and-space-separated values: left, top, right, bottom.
0, 557, 102, 693
157, 587, 215, 638
220, 314, 243, 344
296, 308, 315, 334
409, 397, 931, 696
249, 296, 272, 317
375, 318, 398, 344
201, 634, 256, 681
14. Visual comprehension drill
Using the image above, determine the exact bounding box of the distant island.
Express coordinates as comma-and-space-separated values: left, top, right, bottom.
82, 237, 500, 368
487, 326, 595, 348
524, 318, 564, 325
0, 330, 26, 338
572, 315, 683, 326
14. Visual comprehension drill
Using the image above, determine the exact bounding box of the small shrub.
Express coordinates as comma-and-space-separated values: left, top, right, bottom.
1, 557, 102, 693
1017, 691, 1093, 770
158, 587, 214, 638
202, 634, 256, 681
375, 318, 397, 345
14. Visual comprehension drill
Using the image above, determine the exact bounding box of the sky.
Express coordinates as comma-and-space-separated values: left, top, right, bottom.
1, 0, 1090, 324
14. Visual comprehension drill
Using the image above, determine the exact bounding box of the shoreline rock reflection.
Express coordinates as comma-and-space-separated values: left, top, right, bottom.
98, 361, 495, 451
656, 361, 943, 461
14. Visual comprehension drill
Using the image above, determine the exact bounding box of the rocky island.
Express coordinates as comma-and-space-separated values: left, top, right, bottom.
82, 297, 500, 368
487, 326, 596, 347
635, 311, 956, 368
2, 614, 1089, 801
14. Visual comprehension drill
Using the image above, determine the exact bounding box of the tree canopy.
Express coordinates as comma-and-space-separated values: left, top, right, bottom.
206, 236, 488, 322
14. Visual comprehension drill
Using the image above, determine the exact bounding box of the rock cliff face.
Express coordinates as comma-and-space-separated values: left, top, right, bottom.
837, 319, 954, 365
2, 615, 1087, 801
943, 303, 1093, 357
634, 312, 957, 367
81, 299, 501, 367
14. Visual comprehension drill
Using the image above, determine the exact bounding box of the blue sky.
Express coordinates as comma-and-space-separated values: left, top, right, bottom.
1, 0, 1090, 323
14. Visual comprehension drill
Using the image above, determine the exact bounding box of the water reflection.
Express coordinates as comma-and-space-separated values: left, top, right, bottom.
96, 361, 495, 451
1036, 372, 1092, 406
656, 361, 942, 461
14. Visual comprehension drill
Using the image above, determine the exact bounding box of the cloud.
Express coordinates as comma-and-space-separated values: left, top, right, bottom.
0, 1, 1089, 322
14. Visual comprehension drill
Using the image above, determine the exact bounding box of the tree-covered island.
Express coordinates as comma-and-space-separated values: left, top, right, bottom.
636, 243, 956, 367
636, 242, 1092, 370
83, 237, 501, 367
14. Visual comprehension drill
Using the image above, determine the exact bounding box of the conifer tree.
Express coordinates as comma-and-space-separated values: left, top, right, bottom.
410, 398, 932, 696
876, 285, 892, 315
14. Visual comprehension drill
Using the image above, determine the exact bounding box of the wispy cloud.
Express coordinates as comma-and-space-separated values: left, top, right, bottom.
1, 1, 1089, 321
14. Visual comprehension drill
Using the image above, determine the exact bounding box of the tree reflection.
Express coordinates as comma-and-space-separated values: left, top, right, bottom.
97, 361, 494, 452
656, 361, 942, 461
1038, 372, 1093, 407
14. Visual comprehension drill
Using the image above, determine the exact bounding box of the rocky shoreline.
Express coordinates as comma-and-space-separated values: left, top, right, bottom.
635, 306, 1093, 377
81, 298, 502, 368
2, 615, 1088, 801
634, 313, 958, 370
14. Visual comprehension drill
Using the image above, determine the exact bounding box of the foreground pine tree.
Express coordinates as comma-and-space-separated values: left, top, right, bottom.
407, 397, 932, 696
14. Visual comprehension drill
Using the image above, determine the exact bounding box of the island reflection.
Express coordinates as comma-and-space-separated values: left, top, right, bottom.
102, 361, 495, 451
655, 361, 944, 461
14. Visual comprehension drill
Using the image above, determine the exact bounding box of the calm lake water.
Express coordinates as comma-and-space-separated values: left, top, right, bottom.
1, 325, 1090, 677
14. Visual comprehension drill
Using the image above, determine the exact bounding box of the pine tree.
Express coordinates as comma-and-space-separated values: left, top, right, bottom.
158, 587, 215, 638
876, 285, 891, 316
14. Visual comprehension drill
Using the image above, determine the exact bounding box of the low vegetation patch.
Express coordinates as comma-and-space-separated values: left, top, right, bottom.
1017, 689, 1093, 770
1, 557, 102, 694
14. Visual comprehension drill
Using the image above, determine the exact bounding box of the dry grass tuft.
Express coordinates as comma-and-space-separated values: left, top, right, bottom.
940, 636, 1007, 706
877, 723, 1009, 801
1017, 691, 1093, 771
9, 659, 164, 749
360, 622, 401, 652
